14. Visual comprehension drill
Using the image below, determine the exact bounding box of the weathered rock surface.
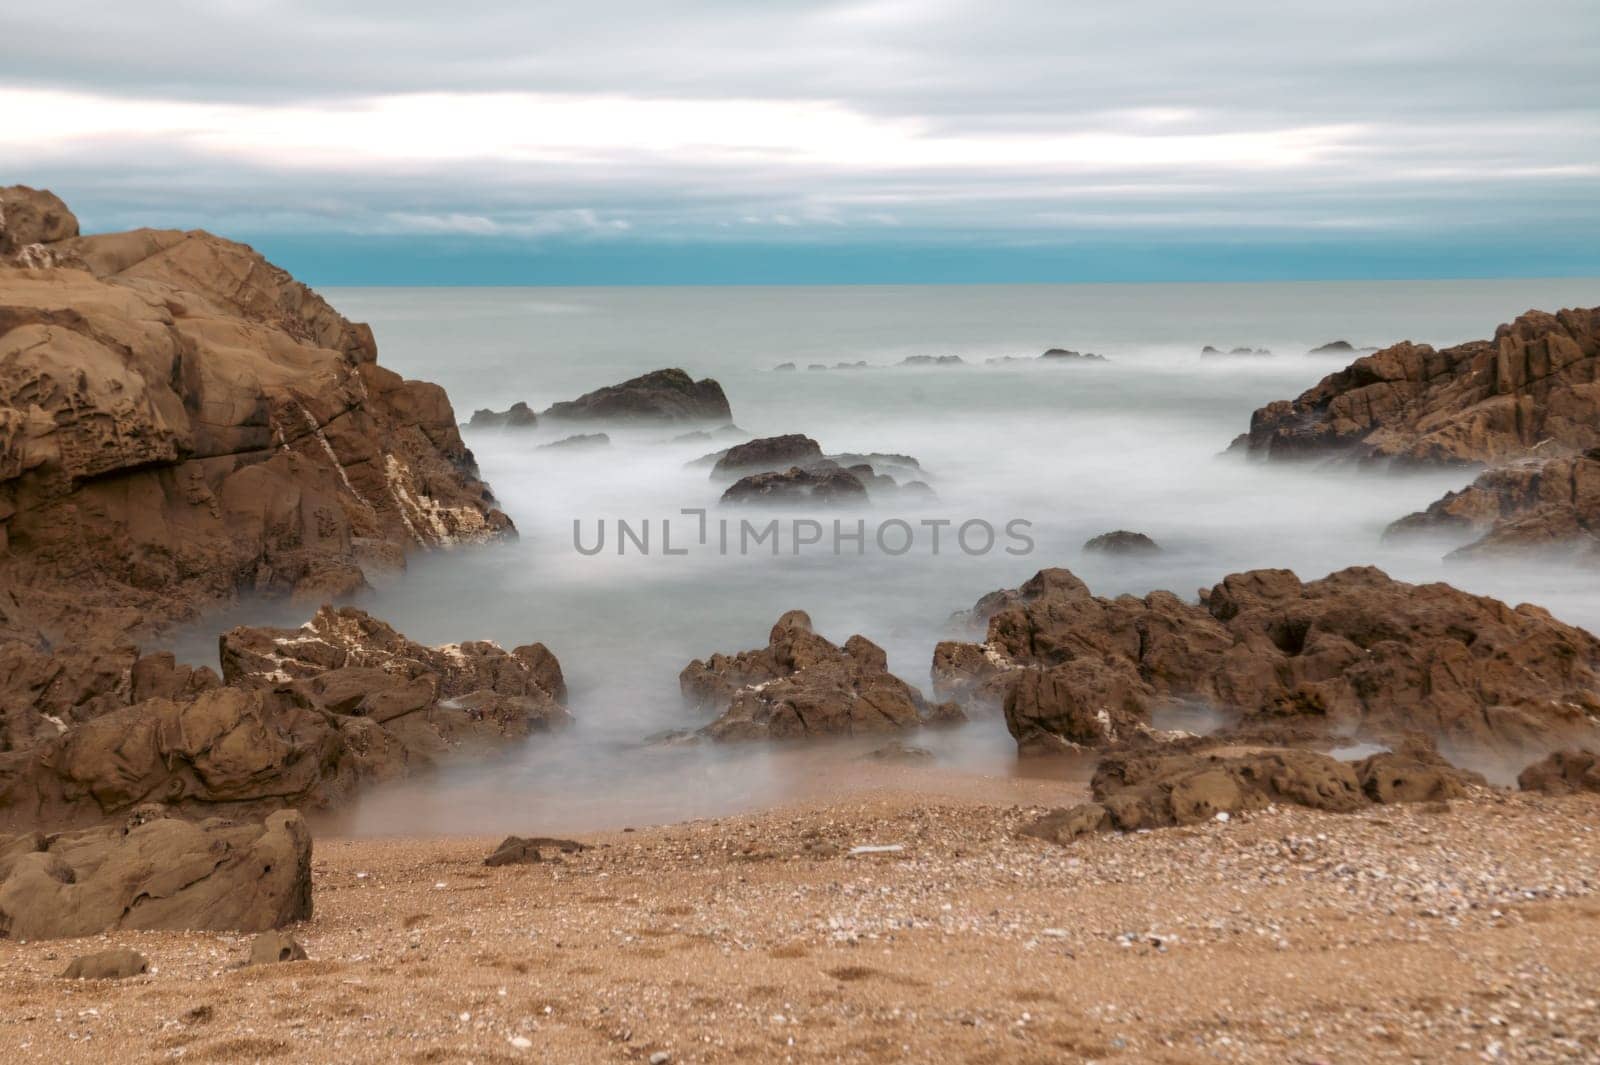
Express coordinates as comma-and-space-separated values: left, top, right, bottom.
681, 611, 962, 740
1517, 748, 1600, 795
720, 464, 870, 505
0, 807, 311, 938
0, 186, 513, 645
0, 607, 568, 829
467, 402, 538, 429
933, 566, 1600, 757
711, 434, 824, 478
1385, 450, 1600, 561
483, 835, 588, 866
1240, 306, 1600, 466
1083, 530, 1161, 555
1020, 743, 1481, 844
541, 368, 731, 424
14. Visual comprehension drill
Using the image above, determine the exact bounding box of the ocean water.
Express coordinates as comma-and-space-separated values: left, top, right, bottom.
172, 279, 1600, 833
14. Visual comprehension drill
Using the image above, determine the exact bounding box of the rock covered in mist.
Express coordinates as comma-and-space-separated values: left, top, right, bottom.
0, 807, 311, 938
1239, 305, 1600, 466
899, 355, 965, 367
539, 432, 611, 450
541, 368, 731, 423
1202, 346, 1271, 357
1384, 449, 1600, 562
1041, 348, 1107, 361
932, 565, 1600, 757
0, 185, 513, 646
468, 402, 538, 429
712, 434, 825, 478
1308, 340, 1378, 356
680, 610, 963, 740
1083, 530, 1161, 555
720, 464, 869, 505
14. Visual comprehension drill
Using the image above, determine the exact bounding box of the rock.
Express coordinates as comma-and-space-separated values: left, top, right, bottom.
1308, 340, 1377, 355
807, 363, 827, 371
681, 611, 961, 741
1384, 450, 1600, 561
1203, 346, 1271, 357
1083, 530, 1161, 555
1040, 348, 1107, 361
862, 742, 936, 764
720, 465, 869, 505
773, 362, 796, 372
468, 402, 538, 429
834, 360, 868, 370
1517, 749, 1600, 795
484, 835, 588, 866
0, 186, 80, 261
1022, 744, 1481, 843
60, 948, 149, 980
711, 435, 825, 478
899, 355, 965, 367
1240, 305, 1600, 466
541, 368, 731, 423
0, 809, 311, 938
932, 565, 1600, 757
0, 187, 513, 645
1201, 346, 1222, 355
538, 432, 611, 450
248, 930, 308, 965
671, 425, 747, 444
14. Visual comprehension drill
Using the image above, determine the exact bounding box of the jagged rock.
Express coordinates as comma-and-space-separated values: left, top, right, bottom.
1020, 744, 1481, 844
1385, 449, 1600, 561
483, 835, 588, 866
1240, 306, 1600, 466
248, 930, 308, 965
1083, 530, 1161, 555
711, 435, 824, 478
681, 611, 962, 741
538, 433, 610, 450
933, 565, 1600, 757
0, 186, 513, 645
0, 808, 310, 938
467, 402, 538, 429
720, 465, 869, 505
1517, 749, 1600, 795
61, 948, 149, 980
541, 368, 731, 423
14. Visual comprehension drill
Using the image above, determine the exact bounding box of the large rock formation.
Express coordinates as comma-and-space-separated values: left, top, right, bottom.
467, 402, 538, 430
0, 807, 311, 938
1238, 306, 1600, 466
1385, 449, 1600, 561
0, 185, 513, 645
0, 607, 567, 830
541, 368, 731, 423
932, 566, 1600, 757
681, 610, 962, 740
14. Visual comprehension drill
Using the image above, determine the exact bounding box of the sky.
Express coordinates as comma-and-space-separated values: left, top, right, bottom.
4, 0, 1599, 285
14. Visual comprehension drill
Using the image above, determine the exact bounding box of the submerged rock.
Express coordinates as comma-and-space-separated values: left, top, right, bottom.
899, 355, 965, 367
1040, 348, 1107, 361
542, 368, 731, 423
539, 432, 611, 450
468, 402, 538, 429
933, 565, 1600, 757
711, 434, 825, 478
1083, 530, 1161, 555
720, 465, 869, 505
1239, 305, 1600, 465
0, 809, 311, 938
1308, 340, 1377, 355
681, 610, 963, 741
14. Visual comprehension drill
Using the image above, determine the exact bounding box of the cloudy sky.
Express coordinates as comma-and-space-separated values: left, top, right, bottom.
6, 0, 1599, 283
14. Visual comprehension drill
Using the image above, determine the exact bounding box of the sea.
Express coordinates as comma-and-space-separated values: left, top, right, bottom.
166, 278, 1600, 833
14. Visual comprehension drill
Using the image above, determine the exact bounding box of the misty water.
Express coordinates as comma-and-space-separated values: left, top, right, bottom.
168, 279, 1600, 835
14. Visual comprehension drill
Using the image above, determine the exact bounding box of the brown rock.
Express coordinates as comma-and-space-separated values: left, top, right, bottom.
711, 435, 825, 478
682, 611, 959, 740
542, 368, 731, 423
0, 188, 513, 645
0, 809, 310, 938
484, 835, 588, 866
934, 565, 1600, 757
467, 402, 538, 429
0, 186, 80, 261
1517, 748, 1600, 795
1239, 306, 1600, 466
719, 465, 869, 505
248, 930, 308, 965
60, 948, 149, 980
1083, 529, 1161, 555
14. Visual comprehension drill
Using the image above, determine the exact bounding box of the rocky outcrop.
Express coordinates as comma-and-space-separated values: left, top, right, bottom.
0, 807, 311, 938
1385, 450, 1600, 561
1517, 748, 1600, 795
468, 402, 538, 429
1239, 306, 1600, 466
1020, 743, 1481, 844
1204, 346, 1271, 357
541, 368, 731, 423
899, 355, 965, 367
711, 435, 825, 478
1041, 348, 1107, 362
720, 464, 869, 505
1309, 340, 1377, 356
681, 610, 962, 740
933, 566, 1600, 757
1083, 530, 1161, 555
539, 433, 610, 450
0, 186, 513, 645
0, 607, 567, 830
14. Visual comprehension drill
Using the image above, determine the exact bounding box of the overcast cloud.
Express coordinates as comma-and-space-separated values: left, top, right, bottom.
4, 0, 1598, 281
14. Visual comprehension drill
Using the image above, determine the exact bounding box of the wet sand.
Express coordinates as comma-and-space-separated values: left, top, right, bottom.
4, 766, 1598, 1064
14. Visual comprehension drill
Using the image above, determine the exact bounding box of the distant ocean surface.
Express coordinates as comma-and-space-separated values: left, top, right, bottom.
172, 279, 1600, 834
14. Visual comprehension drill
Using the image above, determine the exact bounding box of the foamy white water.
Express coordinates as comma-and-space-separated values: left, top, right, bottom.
166, 279, 1600, 834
